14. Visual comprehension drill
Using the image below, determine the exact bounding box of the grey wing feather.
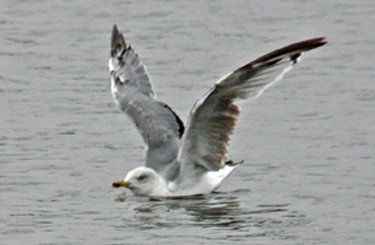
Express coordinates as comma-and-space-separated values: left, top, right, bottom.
109, 25, 184, 172
177, 37, 327, 180
110, 25, 154, 98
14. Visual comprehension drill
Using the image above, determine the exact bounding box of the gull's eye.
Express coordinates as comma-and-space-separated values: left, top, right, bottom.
137, 174, 147, 182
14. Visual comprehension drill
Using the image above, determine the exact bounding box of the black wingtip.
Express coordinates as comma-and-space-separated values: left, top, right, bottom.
225, 160, 244, 166
250, 36, 327, 66
294, 36, 327, 52
304, 36, 327, 49
111, 24, 127, 58
111, 24, 119, 50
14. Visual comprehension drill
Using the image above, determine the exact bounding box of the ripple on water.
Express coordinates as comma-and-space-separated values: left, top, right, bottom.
112, 190, 309, 242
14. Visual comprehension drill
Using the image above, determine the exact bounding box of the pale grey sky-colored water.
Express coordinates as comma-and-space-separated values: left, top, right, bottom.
1, 0, 374, 244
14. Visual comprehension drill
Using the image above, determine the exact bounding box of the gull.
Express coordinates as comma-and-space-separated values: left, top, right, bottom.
109, 24, 326, 197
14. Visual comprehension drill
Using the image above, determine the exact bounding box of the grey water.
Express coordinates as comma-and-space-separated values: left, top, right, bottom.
1, 0, 375, 244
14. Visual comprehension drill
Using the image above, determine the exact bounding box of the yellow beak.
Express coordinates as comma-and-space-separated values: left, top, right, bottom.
112, 180, 130, 188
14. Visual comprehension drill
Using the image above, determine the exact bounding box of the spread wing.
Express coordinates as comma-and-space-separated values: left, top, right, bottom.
109, 25, 184, 172
177, 37, 327, 179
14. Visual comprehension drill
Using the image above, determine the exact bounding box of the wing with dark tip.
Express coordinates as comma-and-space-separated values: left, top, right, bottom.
177, 37, 326, 180
109, 25, 184, 171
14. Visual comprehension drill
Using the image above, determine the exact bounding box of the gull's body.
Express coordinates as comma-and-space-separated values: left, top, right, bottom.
109, 25, 326, 197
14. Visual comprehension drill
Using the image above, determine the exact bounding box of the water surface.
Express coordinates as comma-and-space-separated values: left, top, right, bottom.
1, 0, 374, 244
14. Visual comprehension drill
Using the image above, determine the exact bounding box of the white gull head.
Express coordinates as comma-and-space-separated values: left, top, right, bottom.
113, 167, 169, 196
